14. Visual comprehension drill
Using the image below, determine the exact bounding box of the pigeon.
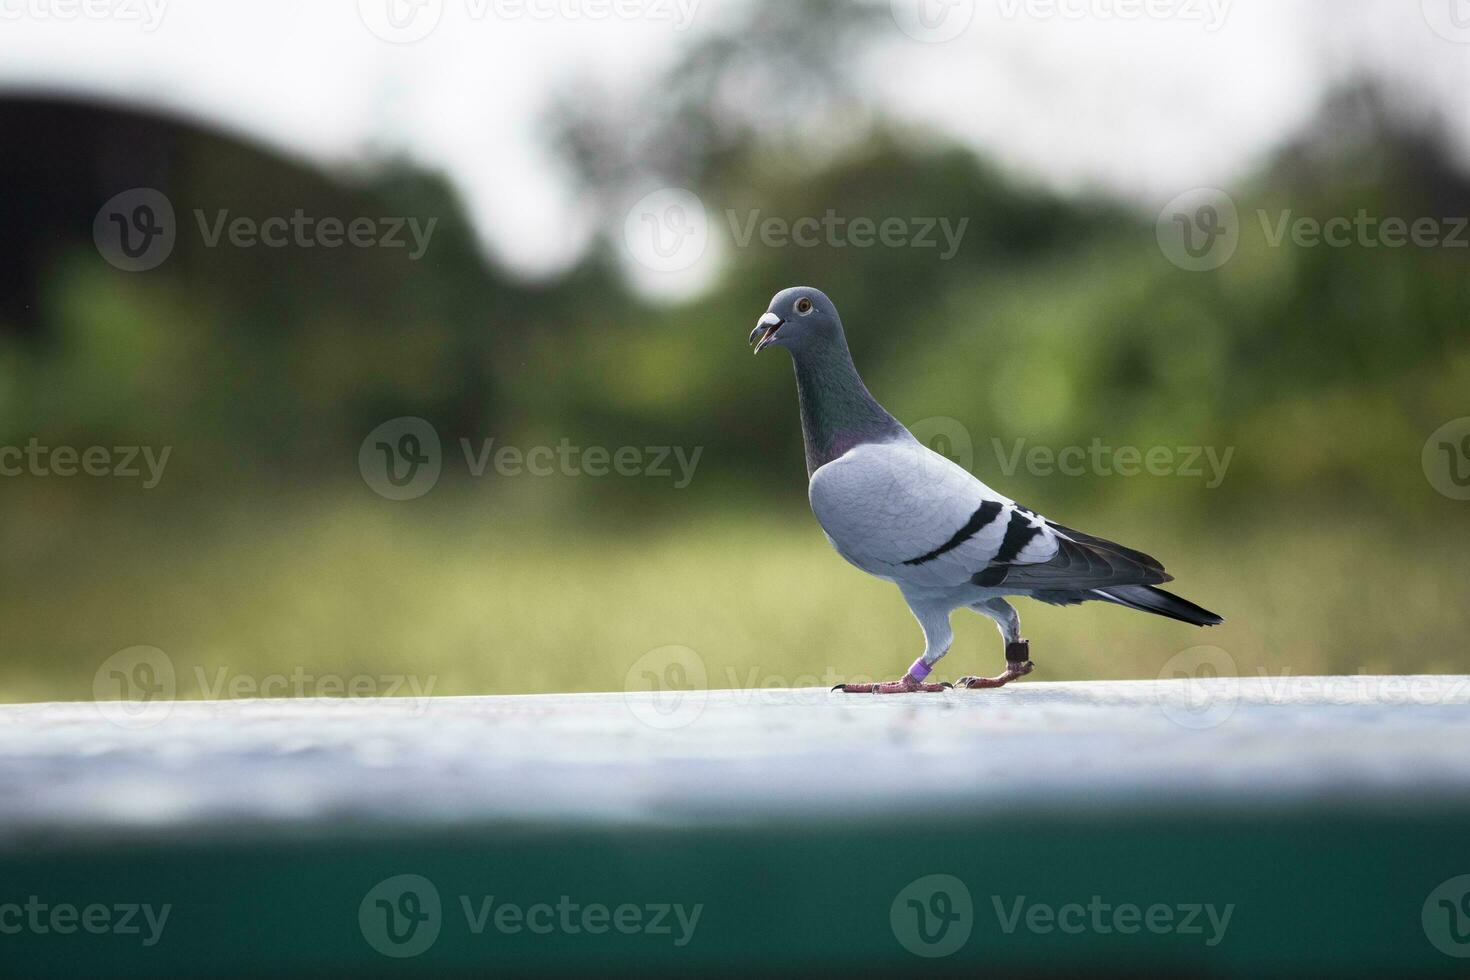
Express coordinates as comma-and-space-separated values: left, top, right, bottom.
750, 286, 1223, 694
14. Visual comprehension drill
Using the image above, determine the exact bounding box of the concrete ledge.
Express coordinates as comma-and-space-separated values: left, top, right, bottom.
2, 678, 1468, 976
4, 677, 1469, 843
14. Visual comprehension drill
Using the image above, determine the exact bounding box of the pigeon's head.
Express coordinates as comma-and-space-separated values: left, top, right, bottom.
750, 286, 843, 356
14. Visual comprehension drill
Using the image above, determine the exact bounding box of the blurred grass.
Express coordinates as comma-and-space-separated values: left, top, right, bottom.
4, 18, 1469, 705
3, 485, 1467, 705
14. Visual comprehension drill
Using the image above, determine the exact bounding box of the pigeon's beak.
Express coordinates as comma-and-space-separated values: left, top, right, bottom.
750, 312, 784, 355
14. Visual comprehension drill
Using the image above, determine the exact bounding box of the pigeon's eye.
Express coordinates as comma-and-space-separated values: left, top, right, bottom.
795, 297, 814, 316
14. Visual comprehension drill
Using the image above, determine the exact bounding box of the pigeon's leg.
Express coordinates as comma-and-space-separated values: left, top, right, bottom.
835, 595, 952, 694
956, 597, 1035, 690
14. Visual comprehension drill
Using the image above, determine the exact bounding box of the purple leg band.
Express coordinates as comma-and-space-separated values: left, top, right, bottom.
907, 658, 933, 681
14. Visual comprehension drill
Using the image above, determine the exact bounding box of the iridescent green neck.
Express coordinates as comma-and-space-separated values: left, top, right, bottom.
791, 340, 904, 476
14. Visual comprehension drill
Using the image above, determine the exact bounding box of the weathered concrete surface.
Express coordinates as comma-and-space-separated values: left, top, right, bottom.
2, 676, 1468, 845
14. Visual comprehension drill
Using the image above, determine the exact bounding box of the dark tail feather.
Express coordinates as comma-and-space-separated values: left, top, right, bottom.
1093, 585, 1223, 627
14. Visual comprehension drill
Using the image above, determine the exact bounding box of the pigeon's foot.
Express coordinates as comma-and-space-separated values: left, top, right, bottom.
834, 673, 951, 695
835, 659, 950, 694
956, 640, 1035, 690
956, 662, 1033, 689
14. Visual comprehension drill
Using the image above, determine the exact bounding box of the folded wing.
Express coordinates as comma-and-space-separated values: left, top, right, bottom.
808, 438, 1170, 593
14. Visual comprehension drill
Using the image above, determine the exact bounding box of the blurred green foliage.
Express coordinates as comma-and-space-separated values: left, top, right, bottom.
1, 4, 1468, 700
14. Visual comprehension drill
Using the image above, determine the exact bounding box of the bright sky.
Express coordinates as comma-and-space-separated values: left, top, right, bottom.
2, 0, 1466, 285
